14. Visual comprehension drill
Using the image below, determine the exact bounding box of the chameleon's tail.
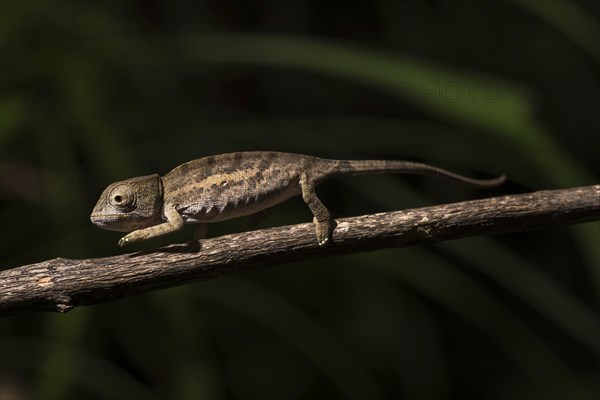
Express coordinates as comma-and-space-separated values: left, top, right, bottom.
329, 159, 506, 188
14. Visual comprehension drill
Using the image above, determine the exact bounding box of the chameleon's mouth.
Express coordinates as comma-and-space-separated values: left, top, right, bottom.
90, 213, 130, 231
90, 213, 123, 222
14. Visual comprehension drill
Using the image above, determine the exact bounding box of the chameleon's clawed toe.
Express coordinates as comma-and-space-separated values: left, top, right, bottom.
314, 218, 332, 246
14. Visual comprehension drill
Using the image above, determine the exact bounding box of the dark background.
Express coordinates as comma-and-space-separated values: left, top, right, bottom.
1, 1, 599, 399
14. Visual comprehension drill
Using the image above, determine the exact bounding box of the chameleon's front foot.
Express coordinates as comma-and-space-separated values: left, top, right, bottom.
118, 234, 135, 247
117, 210, 185, 247
118, 230, 146, 247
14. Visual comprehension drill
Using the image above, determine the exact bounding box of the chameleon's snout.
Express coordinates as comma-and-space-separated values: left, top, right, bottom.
90, 211, 132, 232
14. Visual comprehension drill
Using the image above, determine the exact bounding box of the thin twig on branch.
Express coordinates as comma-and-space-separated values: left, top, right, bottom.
1, 185, 599, 317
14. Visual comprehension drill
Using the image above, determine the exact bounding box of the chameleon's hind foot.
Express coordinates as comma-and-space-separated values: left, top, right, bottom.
314, 217, 331, 246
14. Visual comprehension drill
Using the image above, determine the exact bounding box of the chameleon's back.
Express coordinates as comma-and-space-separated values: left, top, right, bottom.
161, 152, 334, 223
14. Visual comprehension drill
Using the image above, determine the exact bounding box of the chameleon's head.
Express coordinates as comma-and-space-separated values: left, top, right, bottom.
90, 174, 163, 232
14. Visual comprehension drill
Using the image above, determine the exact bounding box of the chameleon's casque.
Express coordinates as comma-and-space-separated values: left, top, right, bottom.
91, 151, 506, 247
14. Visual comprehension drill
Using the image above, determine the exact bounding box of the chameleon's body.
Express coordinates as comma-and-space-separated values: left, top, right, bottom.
90, 151, 506, 246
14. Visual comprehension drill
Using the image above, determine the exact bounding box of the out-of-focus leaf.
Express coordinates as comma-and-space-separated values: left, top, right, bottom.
150, 287, 226, 400
2, 336, 155, 399
31, 310, 90, 399
512, 0, 600, 65
194, 277, 385, 400
441, 238, 600, 357
359, 248, 596, 398
0, 96, 26, 148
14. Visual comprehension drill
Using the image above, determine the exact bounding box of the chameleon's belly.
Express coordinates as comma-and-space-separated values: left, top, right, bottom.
174, 178, 301, 223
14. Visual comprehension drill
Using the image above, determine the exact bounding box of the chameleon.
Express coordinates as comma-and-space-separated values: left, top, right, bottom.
90, 151, 506, 247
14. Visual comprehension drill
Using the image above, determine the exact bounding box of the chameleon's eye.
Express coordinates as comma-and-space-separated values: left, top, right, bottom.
108, 184, 136, 210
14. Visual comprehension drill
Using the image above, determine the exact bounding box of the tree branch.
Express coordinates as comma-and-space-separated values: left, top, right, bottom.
1, 185, 599, 317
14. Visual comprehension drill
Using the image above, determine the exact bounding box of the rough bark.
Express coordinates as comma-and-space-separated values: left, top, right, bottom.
1, 185, 598, 317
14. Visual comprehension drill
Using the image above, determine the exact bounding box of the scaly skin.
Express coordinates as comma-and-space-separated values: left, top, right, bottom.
90, 151, 506, 247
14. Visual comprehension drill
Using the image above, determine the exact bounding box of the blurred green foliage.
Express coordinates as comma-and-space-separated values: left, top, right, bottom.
1, 1, 598, 399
